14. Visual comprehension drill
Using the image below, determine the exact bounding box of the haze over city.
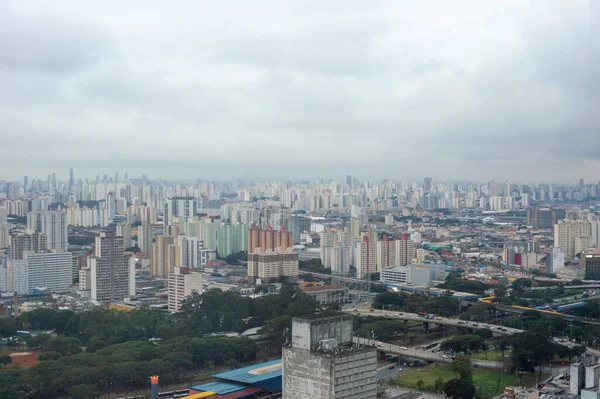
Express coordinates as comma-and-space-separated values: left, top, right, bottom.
1, 0, 599, 182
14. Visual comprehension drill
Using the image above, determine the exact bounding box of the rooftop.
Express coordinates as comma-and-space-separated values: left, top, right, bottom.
213, 359, 282, 385
189, 381, 247, 395
300, 285, 345, 293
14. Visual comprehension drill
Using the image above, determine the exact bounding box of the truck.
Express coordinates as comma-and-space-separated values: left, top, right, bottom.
417, 312, 427, 317
425, 314, 435, 319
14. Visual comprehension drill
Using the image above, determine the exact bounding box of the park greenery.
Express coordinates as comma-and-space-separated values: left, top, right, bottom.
0, 283, 320, 398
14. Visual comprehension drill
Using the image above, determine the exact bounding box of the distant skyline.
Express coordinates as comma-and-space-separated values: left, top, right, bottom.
1, 1, 599, 181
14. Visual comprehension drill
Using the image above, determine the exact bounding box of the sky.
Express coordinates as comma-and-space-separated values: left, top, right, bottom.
1, 0, 599, 183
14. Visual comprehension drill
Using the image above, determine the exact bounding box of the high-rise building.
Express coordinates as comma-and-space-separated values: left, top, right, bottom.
247, 247, 298, 281
217, 223, 248, 257
582, 253, 600, 279
287, 216, 311, 245
24, 250, 73, 293
0, 206, 7, 223
90, 233, 132, 302
180, 236, 204, 269
282, 313, 377, 399
554, 220, 592, 258
9, 231, 47, 259
355, 236, 375, 278
137, 223, 153, 253
376, 236, 396, 270
69, 168, 74, 191
164, 197, 198, 225
150, 236, 178, 277
27, 210, 68, 250
527, 207, 566, 229
116, 223, 132, 249
424, 177, 432, 192
168, 267, 203, 313
546, 248, 565, 273
248, 224, 293, 254
0, 223, 9, 250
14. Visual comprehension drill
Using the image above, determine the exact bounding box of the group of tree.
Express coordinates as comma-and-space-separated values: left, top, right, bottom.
2, 336, 257, 398
437, 274, 488, 296
298, 258, 331, 274
372, 290, 459, 316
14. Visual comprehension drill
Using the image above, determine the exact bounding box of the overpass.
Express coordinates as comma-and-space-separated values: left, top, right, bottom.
346, 309, 523, 336
352, 337, 503, 369
489, 303, 600, 326
531, 285, 600, 291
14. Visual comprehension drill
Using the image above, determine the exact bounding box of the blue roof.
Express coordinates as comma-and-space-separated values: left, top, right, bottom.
214, 359, 282, 385
190, 381, 247, 395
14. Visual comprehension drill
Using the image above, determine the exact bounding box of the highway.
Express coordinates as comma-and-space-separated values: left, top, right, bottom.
353, 337, 503, 369
491, 303, 600, 326
345, 309, 524, 336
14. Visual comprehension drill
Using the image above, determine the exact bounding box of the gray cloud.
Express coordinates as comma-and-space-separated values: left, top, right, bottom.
0, 0, 599, 183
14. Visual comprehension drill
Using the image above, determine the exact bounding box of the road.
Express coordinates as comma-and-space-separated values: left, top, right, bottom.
353, 337, 503, 369
492, 303, 600, 326
376, 362, 407, 381
346, 309, 523, 336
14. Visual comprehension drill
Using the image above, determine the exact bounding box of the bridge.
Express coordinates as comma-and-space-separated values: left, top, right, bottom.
488, 303, 600, 326
352, 337, 503, 369
346, 309, 522, 336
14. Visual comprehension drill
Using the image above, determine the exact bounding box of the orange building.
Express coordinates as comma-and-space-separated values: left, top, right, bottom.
248, 224, 293, 254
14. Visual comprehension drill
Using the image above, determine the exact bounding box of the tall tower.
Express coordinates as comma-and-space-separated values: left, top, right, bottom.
91, 233, 130, 302
27, 210, 68, 250
69, 168, 74, 191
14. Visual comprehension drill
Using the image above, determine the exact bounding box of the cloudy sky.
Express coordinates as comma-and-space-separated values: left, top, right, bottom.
1, 0, 599, 183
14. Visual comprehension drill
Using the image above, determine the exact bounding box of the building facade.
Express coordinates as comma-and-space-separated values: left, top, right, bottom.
27, 210, 68, 250
91, 233, 132, 302
168, 267, 203, 313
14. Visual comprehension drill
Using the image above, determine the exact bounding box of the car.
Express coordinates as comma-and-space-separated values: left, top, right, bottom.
400, 346, 408, 350
369, 309, 375, 312
389, 365, 395, 369
472, 323, 479, 327
354, 309, 358, 312
442, 355, 448, 359
377, 343, 384, 347
458, 321, 467, 324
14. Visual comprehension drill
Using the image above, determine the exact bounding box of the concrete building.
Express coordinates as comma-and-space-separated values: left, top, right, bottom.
554, 220, 592, 258
23, 250, 73, 293
287, 216, 311, 245
247, 247, 299, 282
217, 223, 248, 258
116, 223, 132, 249
0, 223, 9, 250
27, 210, 68, 250
248, 224, 293, 254
91, 233, 132, 302
380, 264, 432, 286
150, 236, 178, 277
527, 207, 566, 229
137, 223, 152, 253
282, 313, 377, 399
164, 197, 198, 225
546, 248, 565, 273
9, 232, 48, 260
300, 285, 349, 305
583, 253, 600, 279
168, 267, 203, 313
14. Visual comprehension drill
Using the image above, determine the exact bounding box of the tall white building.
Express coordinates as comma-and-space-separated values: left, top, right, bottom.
137, 223, 152, 253
24, 250, 73, 293
168, 267, 203, 313
180, 237, 204, 269
0, 222, 9, 249
164, 197, 198, 225
116, 223, 132, 249
91, 233, 132, 302
554, 220, 592, 258
27, 210, 68, 250
546, 248, 565, 273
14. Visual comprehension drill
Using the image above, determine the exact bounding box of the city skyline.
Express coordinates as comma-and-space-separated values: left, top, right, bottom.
1, 1, 599, 181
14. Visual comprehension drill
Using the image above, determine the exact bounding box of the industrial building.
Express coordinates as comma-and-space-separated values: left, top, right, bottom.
282, 312, 377, 399
189, 359, 282, 398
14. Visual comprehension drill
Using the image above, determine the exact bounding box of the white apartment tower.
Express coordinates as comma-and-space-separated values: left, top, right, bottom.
168, 267, 203, 313
27, 210, 68, 250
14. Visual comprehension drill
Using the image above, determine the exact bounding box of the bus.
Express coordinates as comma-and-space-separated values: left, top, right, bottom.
422, 342, 439, 351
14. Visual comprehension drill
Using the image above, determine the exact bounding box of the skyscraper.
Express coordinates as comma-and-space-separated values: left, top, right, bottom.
27, 210, 68, 250
424, 177, 432, 192
164, 197, 198, 225
69, 168, 74, 191
137, 223, 152, 253
150, 236, 178, 277
24, 250, 73, 293
9, 232, 47, 259
554, 220, 592, 258
91, 233, 131, 302
248, 224, 293, 254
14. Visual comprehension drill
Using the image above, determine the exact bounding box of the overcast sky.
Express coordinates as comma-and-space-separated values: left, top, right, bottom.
1, 1, 599, 183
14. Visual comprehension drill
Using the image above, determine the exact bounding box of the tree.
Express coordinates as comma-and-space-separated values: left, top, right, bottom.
444, 356, 476, 399
0, 355, 12, 368
0, 317, 17, 337
68, 384, 100, 399
38, 351, 62, 361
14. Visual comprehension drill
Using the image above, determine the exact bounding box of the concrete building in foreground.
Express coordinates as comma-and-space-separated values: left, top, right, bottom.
282, 313, 377, 399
